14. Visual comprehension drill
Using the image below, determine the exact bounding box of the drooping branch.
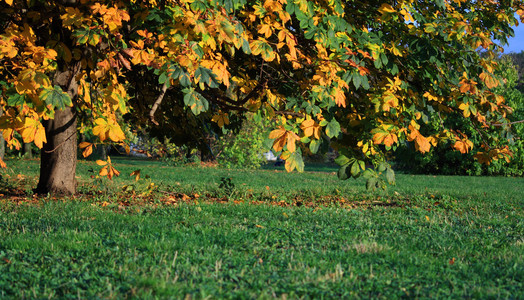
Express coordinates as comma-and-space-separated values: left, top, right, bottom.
490, 119, 524, 127
150, 82, 169, 126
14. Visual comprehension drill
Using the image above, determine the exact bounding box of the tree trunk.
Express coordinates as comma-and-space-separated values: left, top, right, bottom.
35, 107, 77, 195
35, 67, 79, 195
0, 135, 4, 161
99, 144, 108, 161
24, 143, 32, 159
0, 108, 4, 160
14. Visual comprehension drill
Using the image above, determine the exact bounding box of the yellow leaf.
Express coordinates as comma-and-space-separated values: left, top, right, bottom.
93, 118, 126, 142
5, 0, 13, 5
269, 126, 286, 139
130, 169, 141, 181
300, 119, 320, 139
258, 24, 273, 38
34, 123, 46, 149
99, 166, 108, 176
20, 117, 44, 146
93, 118, 108, 141
96, 159, 107, 166
286, 131, 300, 153
107, 124, 125, 142
378, 4, 395, 14
458, 102, 471, 118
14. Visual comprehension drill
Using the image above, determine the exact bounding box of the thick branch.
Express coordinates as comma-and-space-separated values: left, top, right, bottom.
206, 96, 248, 111
275, 111, 305, 118
150, 82, 169, 126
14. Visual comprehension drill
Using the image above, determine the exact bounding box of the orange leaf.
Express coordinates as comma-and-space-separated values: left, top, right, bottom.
211, 112, 230, 127
479, 72, 499, 89
415, 134, 431, 154
453, 139, 473, 154
333, 87, 346, 108
82, 145, 93, 158
99, 166, 108, 176
269, 127, 287, 152
79, 142, 92, 149
96, 159, 107, 166
130, 169, 141, 181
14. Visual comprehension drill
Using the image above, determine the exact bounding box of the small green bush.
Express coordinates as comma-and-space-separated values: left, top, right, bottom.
216, 114, 270, 169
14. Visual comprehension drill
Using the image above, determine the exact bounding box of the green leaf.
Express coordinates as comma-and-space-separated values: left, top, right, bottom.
350, 161, 360, 177
74, 27, 90, 45
179, 72, 191, 87
338, 164, 349, 180
183, 88, 209, 115
282, 149, 304, 172
361, 76, 370, 90
309, 139, 321, 154
195, 67, 219, 88
325, 119, 341, 138
353, 74, 362, 89
7, 93, 25, 107
40, 85, 72, 111
358, 160, 365, 171
300, 136, 311, 143
335, 154, 352, 166
159, 72, 169, 85
362, 169, 374, 179
242, 39, 251, 54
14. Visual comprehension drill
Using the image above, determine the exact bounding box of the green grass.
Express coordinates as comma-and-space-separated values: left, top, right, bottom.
0, 158, 523, 298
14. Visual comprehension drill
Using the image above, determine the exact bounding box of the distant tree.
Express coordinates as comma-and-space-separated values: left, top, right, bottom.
394, 56, 524, 176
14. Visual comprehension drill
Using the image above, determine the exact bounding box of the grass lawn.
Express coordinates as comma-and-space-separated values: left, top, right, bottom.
0, 158, 523, 298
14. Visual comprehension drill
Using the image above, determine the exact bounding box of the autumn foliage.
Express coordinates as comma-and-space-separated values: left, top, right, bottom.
1, 0, 523, 192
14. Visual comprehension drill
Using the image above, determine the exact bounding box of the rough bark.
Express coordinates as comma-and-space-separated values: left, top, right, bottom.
0, 108, 4, 160
35, 67, 79, 195
99, 144, 108, 161
0, 136, 4, 161
35, 106, 78, 195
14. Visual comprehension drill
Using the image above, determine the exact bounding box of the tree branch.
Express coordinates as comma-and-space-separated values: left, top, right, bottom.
490, 119, 524, 127
150, 82, 169, 126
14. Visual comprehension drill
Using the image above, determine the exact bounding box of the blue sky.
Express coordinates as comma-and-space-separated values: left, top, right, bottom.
503, 25, 524, 53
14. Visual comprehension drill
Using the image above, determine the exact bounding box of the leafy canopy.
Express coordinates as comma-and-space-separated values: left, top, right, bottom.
1, 0, 523, 187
